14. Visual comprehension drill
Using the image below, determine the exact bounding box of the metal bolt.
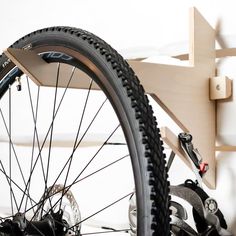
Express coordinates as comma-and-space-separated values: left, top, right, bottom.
15, 77, 22, 91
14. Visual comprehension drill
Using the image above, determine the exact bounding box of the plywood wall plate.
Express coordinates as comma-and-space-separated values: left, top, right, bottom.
129, 7, 216, 188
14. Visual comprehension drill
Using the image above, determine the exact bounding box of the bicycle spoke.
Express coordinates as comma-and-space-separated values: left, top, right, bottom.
19, 66, 76, 215
45, 124, 121, 216
0, 87, 31, 214
0, 161, 19, 213
16, 152, 127, 220
0, 165, 71, 226
28, 121, 121, 222
26, 220, 46, 236
0, 109, 27, 190
9, 85, 13, 215
105, 142, 126, 145
45, 63, 60, 185
0, 73, 134, 236
0, 164, 38, 207
69, 192, 134, 230
74, 154, 129, 184
28, 96, 109, 219
81, 229, 131, 235
73, 98, 108, 151
47, 154, 129, 203
41, 63, 61, 215
71, 124, 121, 182
22, 78, 41, 214
59, 79, 93, 209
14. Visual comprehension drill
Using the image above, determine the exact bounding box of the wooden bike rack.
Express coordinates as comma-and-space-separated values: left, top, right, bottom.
4, 7, 235, 189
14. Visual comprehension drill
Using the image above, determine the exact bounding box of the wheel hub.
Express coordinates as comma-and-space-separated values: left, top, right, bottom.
34, 184, 81, 235
0, 184, 81, 236
0, 210, 69, 236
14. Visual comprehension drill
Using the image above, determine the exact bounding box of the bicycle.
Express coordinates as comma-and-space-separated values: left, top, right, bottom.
0, 9, 233, 236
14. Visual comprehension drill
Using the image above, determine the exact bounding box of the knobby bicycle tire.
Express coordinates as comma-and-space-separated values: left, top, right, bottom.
0, 27, 170, 235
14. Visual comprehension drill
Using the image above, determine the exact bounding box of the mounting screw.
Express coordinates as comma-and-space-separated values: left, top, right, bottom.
210, 76, 232, 100
204, 197, 218, 214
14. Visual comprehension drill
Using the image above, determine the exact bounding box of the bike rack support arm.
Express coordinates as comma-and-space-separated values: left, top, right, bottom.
128, 7, 217, 188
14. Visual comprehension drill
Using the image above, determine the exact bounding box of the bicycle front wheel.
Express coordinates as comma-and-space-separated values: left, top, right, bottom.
0, 27, 169, 235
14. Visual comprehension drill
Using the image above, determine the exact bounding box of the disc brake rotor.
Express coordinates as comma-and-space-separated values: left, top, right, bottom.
128, 193, 137, 236
34, 184, 81, 235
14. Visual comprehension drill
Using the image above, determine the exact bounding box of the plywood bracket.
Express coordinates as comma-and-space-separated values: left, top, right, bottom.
128, 7, 216, 188
4, 48, 55, 87
161, 127, 191, 169
4, 48, 100, 90
210, 76, 232, 100
4, 7, 235, 189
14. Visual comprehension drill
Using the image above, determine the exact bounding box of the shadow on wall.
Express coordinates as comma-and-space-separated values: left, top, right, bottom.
207, 153, 236, 234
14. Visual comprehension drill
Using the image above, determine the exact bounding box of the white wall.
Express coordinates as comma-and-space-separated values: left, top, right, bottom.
2, 0, 236, 234
1, 0, 236, 55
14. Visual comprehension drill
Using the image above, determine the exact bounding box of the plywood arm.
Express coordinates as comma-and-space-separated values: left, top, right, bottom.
161, 127, 190, 169
4, 48, 100, 90
174, 48, 236, 60
4, 48, 55, 86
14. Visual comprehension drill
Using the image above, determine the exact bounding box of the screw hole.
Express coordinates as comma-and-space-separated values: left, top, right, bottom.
216, 84, 220, 90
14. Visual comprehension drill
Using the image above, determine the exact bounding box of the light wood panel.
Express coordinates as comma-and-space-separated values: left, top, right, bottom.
129, 7, 216, 188
210, 76, 232, 100
175, 48, 236, 61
